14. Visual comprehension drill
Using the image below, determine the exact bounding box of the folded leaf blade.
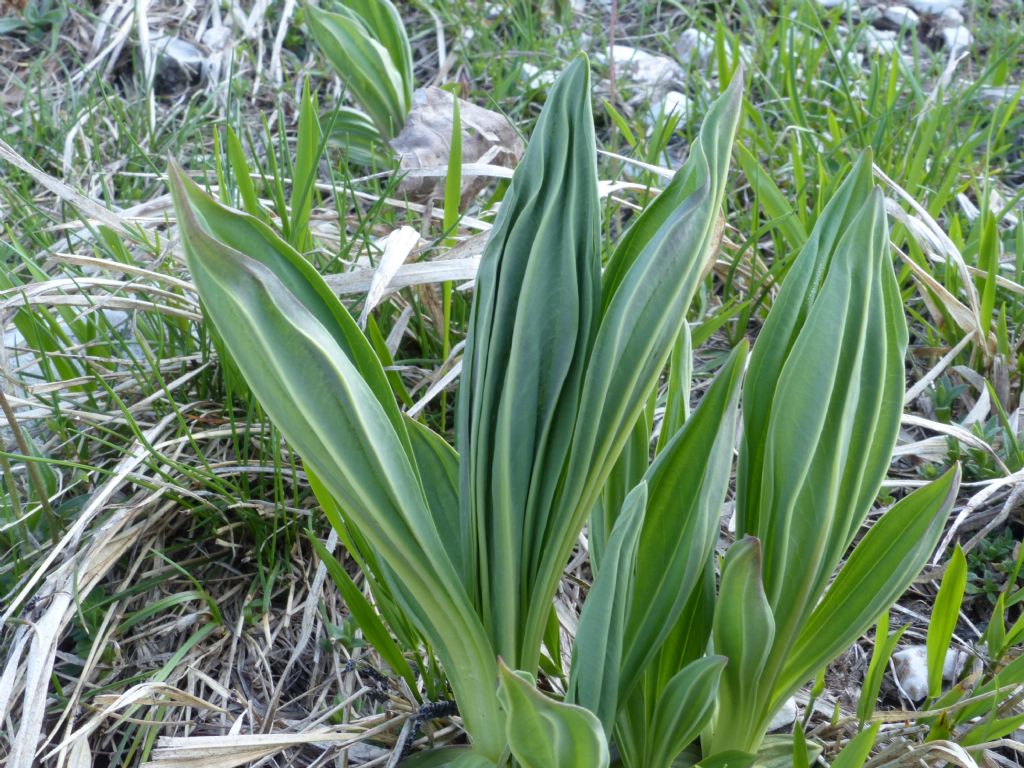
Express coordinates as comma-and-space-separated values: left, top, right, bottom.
169, 163, 504, 758
620, 341, 747, 695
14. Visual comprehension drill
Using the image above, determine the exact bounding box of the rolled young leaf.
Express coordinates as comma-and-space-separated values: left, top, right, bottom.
306, 4, 409, 140
619, 341, 747, 697
456, 55, 600, 665
736, 156, 907, 627
716, 158, 911, 753
645, 656, 727, 768
330, 0, 413, 108
708, 537, 775, 755
498, 661, 610, 768
521, 66, 745, 673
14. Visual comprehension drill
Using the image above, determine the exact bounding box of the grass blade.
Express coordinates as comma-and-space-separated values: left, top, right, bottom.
926, 545, 967, 700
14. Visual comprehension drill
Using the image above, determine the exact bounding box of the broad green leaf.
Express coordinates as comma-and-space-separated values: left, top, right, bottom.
724, 151, 915, 757
613, 675, 649, 768
309, 534, 418, 693
709, 537, 776, 754
330, 0, 413, 108
736, 152, 875, 548
169, 163, 504, 758
645, 656, 726, 768
168, 164, 412, 457
832, 724, 880, 768
405, 417, 464, 584
526, 66, 744, 669
456, 56, 600, 665
776, 466, 960, 700
307, 5, 408, 139
651, 556, 717, 691
569, 483, 647, 731
857, 612, 907, 726
927, 544, 967, 699
620, 342, 747, 696
732, 168, 908, 747
616, 561, 717, 768
497, 662, 609, 768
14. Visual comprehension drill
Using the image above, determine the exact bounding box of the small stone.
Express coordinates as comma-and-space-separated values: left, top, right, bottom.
863, 28, 900, 55
767, 697, 798, 732
521, 62, 557, 90
906, 0, 963, 14
940, 25, 972, 54
656, 90, 691, 122
893, 646, 968, 701
862, 6, 883, 22
938, 7, 965, 24
607, 45, 684, 98
882, 5, 920, 28
675, 28, 715, 67
893, 647, 929, 700
943, 648, 968, 681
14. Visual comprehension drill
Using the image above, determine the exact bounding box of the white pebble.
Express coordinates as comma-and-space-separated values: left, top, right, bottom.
893, 646, 968, 701
676, 28, 715, 66
863, 28, 900, 55
767, 697, 798, 732
606, 45, 684, 96
659, 90, 691, 119
941, 25, 973, 54
938, 7, 965, 25
906, 0, 964, 13
883, 5, 920, 28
